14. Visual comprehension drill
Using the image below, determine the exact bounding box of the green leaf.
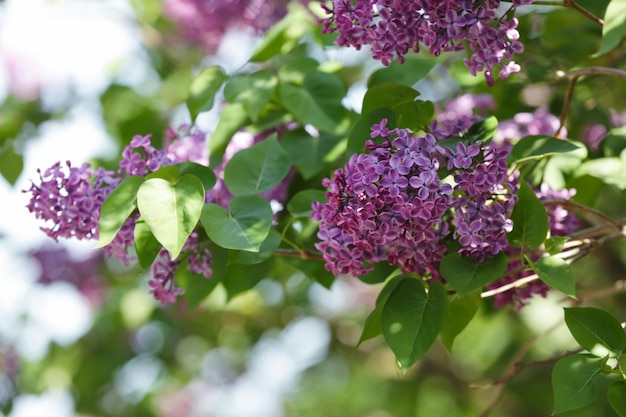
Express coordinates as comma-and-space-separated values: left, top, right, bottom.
278, 57, 319, 85
440, 252, 508, 296
224, 134, 292, 196
529, 256, 577, 298
575, 157, 626, 190
367, 56, 439, 88
200, 195, 273, 251
178, 162, 217, 191
280, 128, 341, 179
95, 176, 145, 248
465, 116, 499, 143
608, 381, 626, 417
395, 99, 434, 131
177, 262, 221, 309
133, 220, 161, 269
250, 4, 312, 62
278, 83, 339, 133
302, 71, 347, 117
187, 66, 228, 122
356, 275, 407, 348
209, 102, 249, 167
221, 258, 274, 300
381, 279, 448, 371
282, 256, 335, 288
286, 189, 327, 218
228, 229, 282, 265
508, 135, 581, 164
0, 143, 23, 185
147, 163, 216, 191
508, 181, 548, 249
223, 70, 277, 122
346, 108, 396, 157
545, 236, 570, 256
552, 354, 607, 415
136, 175, 205, 259
361, 83, 420, 115
564, 307, 626, 356
594, 0, 626, 57
440, 291, 481, 352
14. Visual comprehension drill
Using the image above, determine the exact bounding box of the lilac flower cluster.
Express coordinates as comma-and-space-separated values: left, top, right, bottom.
580, 109, 626, 151
431, 93, 496, 138
487, 185, 579, 308
25, 161, 120, 242
26, 125, 294, 304
25, 129, 212, 304
319, 0, 534, 85
449, 143, 518, 261
495, 107, 564, 141
312, 118, 518, 278
163, 0, 298, 53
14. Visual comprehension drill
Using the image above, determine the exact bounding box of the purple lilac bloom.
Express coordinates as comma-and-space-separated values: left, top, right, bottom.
495, 107, 564, 142
319, 0, 533, 85
312, 117, 518, 278
431, 93, 496, 138
163, 0, 300, 53
25, 161, 120, 242
312, 125, 453, 278
149, 232, 212, 304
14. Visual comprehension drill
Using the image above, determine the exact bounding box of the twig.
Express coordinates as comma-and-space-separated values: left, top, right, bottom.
273, 248, 324, 260
556, 67, 626, 137
543, 199, 622, 231
563, 0, 603, 26
525, 1, 603, 25
475, 318, 583, 417
577, 280, 626, 301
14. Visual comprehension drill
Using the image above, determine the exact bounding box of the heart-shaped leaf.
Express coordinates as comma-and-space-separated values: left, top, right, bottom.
200, 195, 273, 251
381, 279, 447, 371
137, 175, 205, 259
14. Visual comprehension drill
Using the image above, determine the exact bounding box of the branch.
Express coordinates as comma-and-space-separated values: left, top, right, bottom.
273, 248, 324, 260
475, 317, 583, 417
563, 0, 603, 26
525, 1, 603, 25
556, 67, 626, 137
542, 199, 622, 231
481, 219, 626, 299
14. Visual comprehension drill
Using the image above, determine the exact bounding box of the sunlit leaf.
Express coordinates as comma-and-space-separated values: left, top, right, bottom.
529, 256, 577, 298
96, 176, 144, 248
187, 66, 228, 122
564, 307, 626, 356
381, 279, 447, 371
552, 354, 608, 415
137, 175, 205, 259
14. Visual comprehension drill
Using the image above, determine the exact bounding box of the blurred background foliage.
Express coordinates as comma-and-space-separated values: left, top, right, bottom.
1, 0, 626, 416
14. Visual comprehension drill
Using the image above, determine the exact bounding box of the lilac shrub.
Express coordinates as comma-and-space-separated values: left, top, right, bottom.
320, 0, 534, 85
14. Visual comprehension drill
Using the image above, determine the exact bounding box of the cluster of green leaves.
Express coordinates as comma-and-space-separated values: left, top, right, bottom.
553, 307, 626, 416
